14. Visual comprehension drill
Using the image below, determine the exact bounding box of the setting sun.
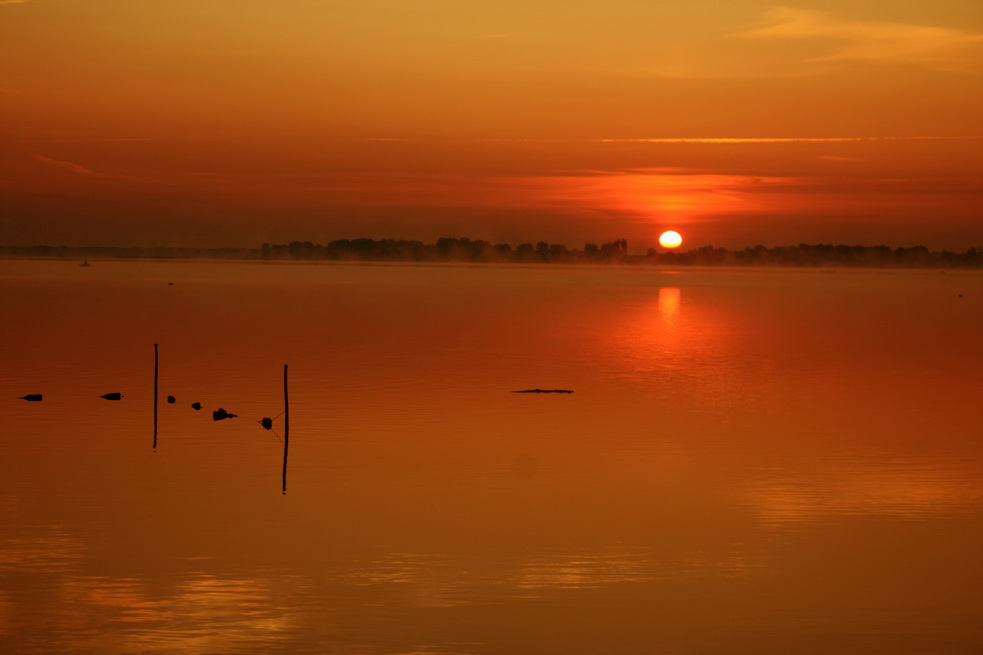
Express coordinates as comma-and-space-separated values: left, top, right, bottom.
659, 231, 683, 249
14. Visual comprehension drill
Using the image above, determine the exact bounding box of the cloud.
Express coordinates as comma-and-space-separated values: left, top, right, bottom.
32, 154, 169, 186
594, 136, 981, 144
739, 6, 983, 68
33, 155, 97, 176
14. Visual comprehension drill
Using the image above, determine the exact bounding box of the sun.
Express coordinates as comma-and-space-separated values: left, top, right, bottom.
659, 230, 683, 249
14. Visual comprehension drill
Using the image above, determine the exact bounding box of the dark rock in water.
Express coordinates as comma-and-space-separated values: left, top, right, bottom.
260, 417, 273, 430
167, 395, 176, 404
20, 394, 43, 402
511, 389, 574, 394
101, 392, 123, 400
191, 402, 202, 410
212, 408, 237, 421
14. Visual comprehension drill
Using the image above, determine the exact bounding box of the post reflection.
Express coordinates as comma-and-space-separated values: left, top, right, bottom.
0, 589, 10, 636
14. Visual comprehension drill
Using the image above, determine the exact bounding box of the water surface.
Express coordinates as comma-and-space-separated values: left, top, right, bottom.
2, 260, 982, 653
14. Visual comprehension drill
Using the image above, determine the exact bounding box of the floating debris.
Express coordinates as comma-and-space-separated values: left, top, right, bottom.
212, 408, 237, 421
260, 417, 274, 430
512, 389, 574, 394
191, 402, 202, 410
101, 392, 123, 400
20, 394, 43, 402
166, 395, 176, 404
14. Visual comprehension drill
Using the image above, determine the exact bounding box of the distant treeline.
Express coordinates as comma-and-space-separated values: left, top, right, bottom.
0, 245, 257, 260
261, 238, 983, 268
4, 240, 983, 268
261, 238, 629, 264
652, 244, 983, 269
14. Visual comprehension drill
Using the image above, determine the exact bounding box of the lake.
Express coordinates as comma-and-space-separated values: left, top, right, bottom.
2, 259, 982, 654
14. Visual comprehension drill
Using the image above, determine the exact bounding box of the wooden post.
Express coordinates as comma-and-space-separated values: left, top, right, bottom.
153, 343, 158, 450
281, 364, 289, 494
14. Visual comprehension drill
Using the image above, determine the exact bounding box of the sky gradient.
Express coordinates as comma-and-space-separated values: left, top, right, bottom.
2, 0, 981, 251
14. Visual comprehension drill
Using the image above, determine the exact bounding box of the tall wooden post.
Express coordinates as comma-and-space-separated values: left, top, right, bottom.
282, 364, 289, 494
153, 343, 159, 450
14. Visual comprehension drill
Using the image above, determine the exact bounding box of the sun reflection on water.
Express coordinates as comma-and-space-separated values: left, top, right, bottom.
509, 548, 756, 591
345, 552, 477, 608
745, 457, 983, 526
55, 572, 295, 653
62, 576, 172, 624
0, 526, 84, 573
658, 286, 681, 330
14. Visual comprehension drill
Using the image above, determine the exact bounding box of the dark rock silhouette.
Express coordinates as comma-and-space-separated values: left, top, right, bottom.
191, 402, 202, 410
20, 394, 43, 401
101, 392, 123, 400
167, 395, 176, 404
512, 389, 574, 394
260, 417, 273, 430
80, 260, 90, 267
212, 408, 237, 421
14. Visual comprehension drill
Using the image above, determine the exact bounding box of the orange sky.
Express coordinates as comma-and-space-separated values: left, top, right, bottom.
1, 1, 981, 251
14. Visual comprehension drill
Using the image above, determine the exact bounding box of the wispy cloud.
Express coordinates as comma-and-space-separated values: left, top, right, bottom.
739, 6, 983, 68
34, 155, 97, 176
33, 154, 169, 186
595, 136, 981, 144
362, 136, 980, 145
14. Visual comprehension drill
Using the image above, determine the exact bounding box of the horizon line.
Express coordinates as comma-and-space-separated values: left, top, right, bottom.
4, 241, 981, 253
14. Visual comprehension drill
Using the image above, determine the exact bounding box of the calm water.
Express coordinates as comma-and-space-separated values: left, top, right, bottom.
2, 259, 982, 654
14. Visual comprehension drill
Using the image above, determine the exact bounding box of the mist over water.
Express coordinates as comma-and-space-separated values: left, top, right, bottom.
2, 259, 982, 654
